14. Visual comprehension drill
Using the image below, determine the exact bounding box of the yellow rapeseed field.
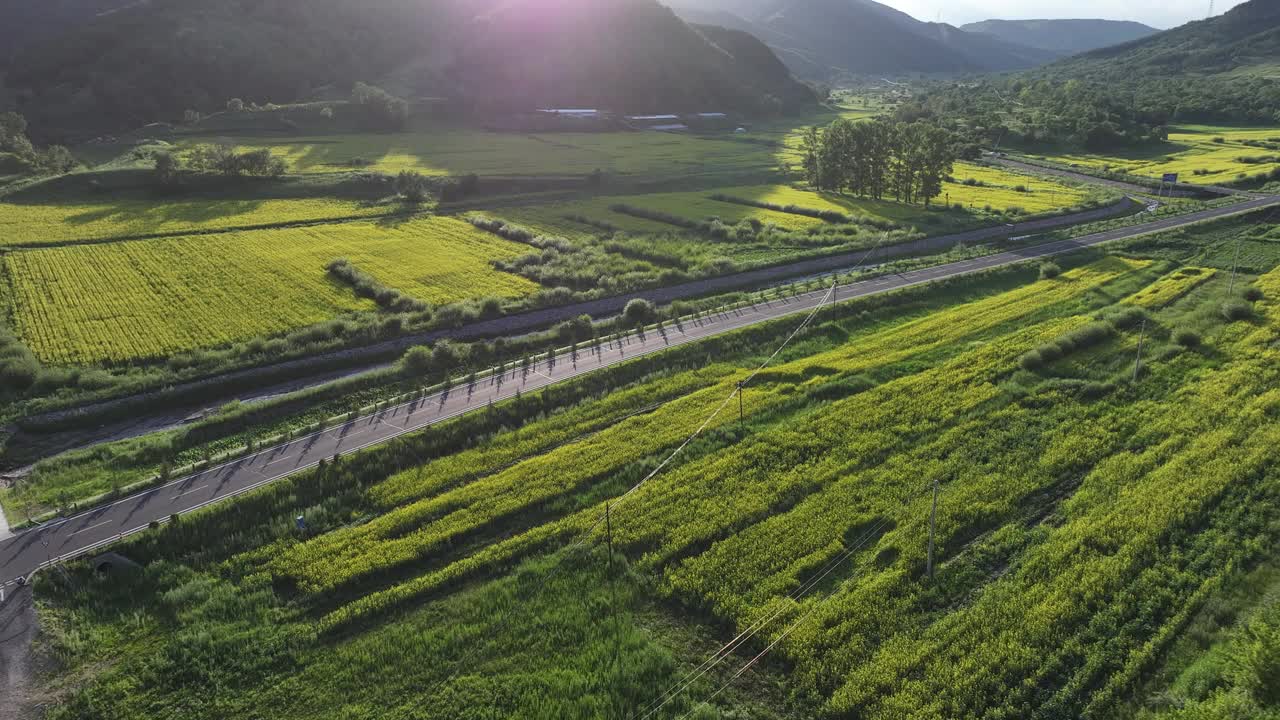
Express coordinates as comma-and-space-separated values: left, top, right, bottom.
4, 216, 537, 365
0, 198, 389, 248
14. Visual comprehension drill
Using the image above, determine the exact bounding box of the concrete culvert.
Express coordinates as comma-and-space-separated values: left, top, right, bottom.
89, 552, 140, 577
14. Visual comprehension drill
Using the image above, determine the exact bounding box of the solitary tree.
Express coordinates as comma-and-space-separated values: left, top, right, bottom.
154, 151, 180, 186
624, 299, 656, 327
395, 171, 431, 203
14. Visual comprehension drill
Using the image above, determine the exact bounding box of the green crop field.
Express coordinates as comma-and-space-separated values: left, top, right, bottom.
3, 217, 536, 365
946, 162, 1091, 212
35, 231, 1280, 718
0, 197, 391, 248
190, 129, 788, 178
492, 171, 1086, 241
1037, 124, 1280, 185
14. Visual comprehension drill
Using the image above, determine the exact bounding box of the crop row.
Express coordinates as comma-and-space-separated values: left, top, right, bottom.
368, 364, 738, 508
830, 303, 1280, 717
0, 197, 389, 248
1123, 266, 1216, 309
308, 259, 1137, 626
4, 216, 536, 364
275, 366, 771, 593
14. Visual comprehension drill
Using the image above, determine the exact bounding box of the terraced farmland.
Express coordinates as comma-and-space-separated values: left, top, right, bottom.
0, 197, 392, 248
3, 217, 537, 364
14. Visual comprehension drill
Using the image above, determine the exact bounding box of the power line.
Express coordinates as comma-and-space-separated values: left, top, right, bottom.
640, 480, 940, 720
419, 279, 842, 702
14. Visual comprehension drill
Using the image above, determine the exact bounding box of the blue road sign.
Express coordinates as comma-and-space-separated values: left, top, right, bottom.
1162, 173, 1179, 184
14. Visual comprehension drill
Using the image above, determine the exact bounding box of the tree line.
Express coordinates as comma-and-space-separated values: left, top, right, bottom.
898, 76, 1280, 152
799, 119, 959, 207
899, 78, 1170, 152
153, 143, 286, 186
0, 112, 77, 175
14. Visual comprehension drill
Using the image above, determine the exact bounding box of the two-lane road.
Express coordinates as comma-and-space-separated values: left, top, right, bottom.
4, 193, 1278, 586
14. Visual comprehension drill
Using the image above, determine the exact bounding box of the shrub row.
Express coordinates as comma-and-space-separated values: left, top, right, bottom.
706, 193, 852, 223
326, 259, 428, 313
1020, 321, 1117, 371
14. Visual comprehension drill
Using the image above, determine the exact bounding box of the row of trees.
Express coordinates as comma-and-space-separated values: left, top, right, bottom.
0, 112, 77, 176
154, 143, 286, 185
799, 119, 958, 207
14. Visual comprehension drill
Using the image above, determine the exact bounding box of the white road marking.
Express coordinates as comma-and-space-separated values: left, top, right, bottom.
69, 521, 112, 537
173, 484, 209, 498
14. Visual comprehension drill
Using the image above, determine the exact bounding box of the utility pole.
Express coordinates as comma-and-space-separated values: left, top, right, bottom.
605, 503, 615, 625
605, 503, 621, 673
737, 381, 745, 424
927, 479, 939, 581
1229, 234, 1243, 296
1133, 319, 1147, 383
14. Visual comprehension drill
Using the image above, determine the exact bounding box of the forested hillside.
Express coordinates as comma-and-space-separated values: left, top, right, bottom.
0, 0, 136, 59
0, 0, 815, 139
1050, 0, 1280, 78
673, 0, 1056, 80
961, 19, 1158, 56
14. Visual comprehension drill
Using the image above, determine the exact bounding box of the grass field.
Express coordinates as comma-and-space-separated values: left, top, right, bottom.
1036, 124, 1280, 185
491, 170, 1087, 241
189, 129, 788, 178
37, 239, 1280, 718
3, 217, 536, 365
0, 197, 393, 248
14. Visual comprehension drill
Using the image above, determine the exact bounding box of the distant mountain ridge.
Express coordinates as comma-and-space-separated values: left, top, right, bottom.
0, 0, 815, 139
673, 0, 1058, 80
960, 19, 1159, 56
1047, 0, 1280, 77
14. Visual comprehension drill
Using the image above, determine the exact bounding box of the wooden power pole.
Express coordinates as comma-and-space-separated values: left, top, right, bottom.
927, 479, 939, 581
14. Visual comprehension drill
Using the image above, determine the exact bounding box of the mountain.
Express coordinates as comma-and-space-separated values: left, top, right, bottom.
1048, 0, 1280, 78
672, 0, 1058, 81
960, 19, 1158, 56
0, 0, 139, 60
0, 0, 815, 139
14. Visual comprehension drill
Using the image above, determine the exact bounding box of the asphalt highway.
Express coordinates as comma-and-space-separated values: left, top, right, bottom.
3, 192, 1278, 586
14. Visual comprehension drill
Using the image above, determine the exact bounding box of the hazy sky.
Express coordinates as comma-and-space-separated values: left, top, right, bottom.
884, 0, 1248, 29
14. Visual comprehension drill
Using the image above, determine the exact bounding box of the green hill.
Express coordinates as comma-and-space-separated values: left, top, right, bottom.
1049, 0, 1280, 77
960, 19, 1158, 56
674, 0, 1057, 80
0, 0, 815, 139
